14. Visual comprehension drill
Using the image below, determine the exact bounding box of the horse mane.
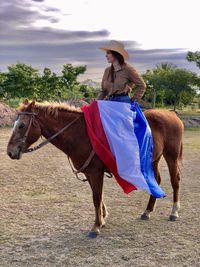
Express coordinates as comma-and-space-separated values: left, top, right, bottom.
19, 101, 82, 118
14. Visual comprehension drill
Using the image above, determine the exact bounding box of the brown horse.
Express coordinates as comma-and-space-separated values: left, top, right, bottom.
7, 100, 184, 238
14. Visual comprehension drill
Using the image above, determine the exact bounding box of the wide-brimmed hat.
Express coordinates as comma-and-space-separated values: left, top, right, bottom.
99, 40, 129, 60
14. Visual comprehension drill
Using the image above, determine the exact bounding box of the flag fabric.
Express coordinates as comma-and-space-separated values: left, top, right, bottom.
82, 100, 166, 198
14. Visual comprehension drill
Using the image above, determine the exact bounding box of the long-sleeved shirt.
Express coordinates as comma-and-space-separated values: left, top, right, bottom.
100, 63, 146, 101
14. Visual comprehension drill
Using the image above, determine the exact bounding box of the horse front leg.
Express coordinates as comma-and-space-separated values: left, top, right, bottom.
86, 172, 105, 238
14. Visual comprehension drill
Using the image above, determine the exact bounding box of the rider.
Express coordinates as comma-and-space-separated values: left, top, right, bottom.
98, 40, 146, 103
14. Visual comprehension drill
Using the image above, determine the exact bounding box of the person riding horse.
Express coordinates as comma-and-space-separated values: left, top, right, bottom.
6, 41, 183, 238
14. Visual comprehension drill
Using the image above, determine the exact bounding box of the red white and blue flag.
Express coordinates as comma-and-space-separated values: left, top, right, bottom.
82, 100, 166, 198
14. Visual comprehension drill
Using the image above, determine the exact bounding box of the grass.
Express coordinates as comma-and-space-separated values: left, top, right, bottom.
4, 98, 24, 108
183, 128, 200, 150
185, 127, 200, 131
178, 109, 200, 117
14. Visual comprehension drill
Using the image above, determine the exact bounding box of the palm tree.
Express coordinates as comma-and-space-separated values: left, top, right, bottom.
156, 62, 177, 71
186, 51, 200, 69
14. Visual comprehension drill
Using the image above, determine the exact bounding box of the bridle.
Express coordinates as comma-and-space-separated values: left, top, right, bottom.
18, 111, 38, 148
17, 111, 95, 181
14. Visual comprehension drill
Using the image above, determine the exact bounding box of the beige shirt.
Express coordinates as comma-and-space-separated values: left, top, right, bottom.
100, 63, 146, 101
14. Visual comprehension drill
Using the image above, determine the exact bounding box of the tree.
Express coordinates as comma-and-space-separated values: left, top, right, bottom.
186, 51, 200, 69
0, 72, 7, 98
156, 62, 177, 71
143, 66, 169, 107
161, 68, 198, 110
61, 64, 86, 93
2, 63, 39, 99
0, 63, 89, 101
79, 84, 99, 99
37, 68, 61, 100
143, 64, 199, 110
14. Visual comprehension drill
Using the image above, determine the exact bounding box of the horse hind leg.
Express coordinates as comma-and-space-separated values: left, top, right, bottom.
102, 201, 109, 220
164, 153, 181, 221
141, 156, 162, 220
100, 201, 108, 228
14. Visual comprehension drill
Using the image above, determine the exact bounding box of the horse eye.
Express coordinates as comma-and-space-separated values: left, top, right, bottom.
19, 123, 25, 129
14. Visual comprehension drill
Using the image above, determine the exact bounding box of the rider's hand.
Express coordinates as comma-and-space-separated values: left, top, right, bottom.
131, 97, 138, 102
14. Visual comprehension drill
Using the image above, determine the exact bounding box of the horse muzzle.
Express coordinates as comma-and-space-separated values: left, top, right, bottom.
7, 146, 23, 160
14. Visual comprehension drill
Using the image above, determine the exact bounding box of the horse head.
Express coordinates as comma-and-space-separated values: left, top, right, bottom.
7, 100, 42, 160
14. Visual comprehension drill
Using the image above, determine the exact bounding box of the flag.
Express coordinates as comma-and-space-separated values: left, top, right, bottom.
82, 100, 166, 198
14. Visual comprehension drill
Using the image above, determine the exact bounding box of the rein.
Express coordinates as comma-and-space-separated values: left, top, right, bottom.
18, 111, 95, 181
26, 115, 80, 153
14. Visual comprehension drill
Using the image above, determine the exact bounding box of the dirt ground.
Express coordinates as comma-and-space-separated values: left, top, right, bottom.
0, 128, 200, 267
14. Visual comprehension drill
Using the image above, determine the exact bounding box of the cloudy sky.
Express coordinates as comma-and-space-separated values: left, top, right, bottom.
0, 0, 199, 81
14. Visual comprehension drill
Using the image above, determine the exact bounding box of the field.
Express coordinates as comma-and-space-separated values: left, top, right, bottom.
0, 128, 200, 267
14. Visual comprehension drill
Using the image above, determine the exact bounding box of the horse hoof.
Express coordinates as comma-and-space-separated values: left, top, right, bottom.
87, 231, 99, 238
169, 215, 178, 221
140, 213, 150, 220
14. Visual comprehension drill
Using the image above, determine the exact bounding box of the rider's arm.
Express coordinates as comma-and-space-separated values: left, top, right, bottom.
127, 65, 146, 102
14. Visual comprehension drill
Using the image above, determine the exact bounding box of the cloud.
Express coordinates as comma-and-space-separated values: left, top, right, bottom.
31, 0, 45, 2
0, 27, 110, 45
0, 0, 199, 81
0, 0, 60, 30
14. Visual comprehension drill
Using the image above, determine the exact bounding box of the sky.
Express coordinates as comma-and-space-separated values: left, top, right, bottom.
0, 0, 199, 81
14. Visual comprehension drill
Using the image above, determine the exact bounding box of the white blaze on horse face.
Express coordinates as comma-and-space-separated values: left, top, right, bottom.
12, 116, 23, 133
13, 117, 20, 132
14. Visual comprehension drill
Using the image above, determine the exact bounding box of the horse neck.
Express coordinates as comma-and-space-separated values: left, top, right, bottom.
37, 109, 82, 156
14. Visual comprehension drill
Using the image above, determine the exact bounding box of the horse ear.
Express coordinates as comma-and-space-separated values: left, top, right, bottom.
32, 100, 36, 106
29, 100, 36, 110
26, 100, 36, 111
23, 99, 29, 105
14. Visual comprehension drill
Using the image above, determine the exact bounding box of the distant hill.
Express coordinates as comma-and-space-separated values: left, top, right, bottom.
80, 79, 101, 89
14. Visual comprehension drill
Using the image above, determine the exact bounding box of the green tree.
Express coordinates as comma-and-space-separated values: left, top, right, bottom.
156, 62, 177, 71
0, 72, 7, 98
161, 68, 198, 110
37, 68, 61, 100
79, 84, 99, 99
143, 65, 199, 110
2, 63, 39, 99
143, 67, 169, 107
61, 64, 87, 97
186, 51, 200, 69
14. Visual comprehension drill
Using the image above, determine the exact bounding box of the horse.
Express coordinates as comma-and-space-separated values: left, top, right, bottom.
7, 100, 184, 238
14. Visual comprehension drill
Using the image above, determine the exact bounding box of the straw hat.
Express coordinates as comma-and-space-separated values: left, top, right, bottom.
99, 40, 129, 60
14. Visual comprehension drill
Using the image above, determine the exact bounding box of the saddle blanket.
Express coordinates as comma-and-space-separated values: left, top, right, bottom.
82, 100, 166, 198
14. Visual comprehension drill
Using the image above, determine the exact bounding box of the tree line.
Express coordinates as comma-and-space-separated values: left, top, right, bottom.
0, 64, 99, 103
0, 51, 199, 110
